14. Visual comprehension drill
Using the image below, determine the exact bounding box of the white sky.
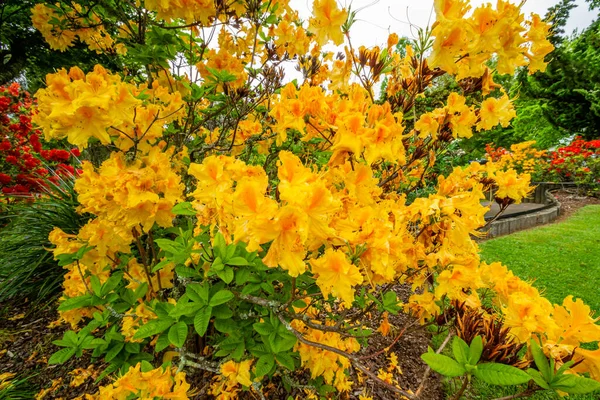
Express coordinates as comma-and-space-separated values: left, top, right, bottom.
289, 0, 598, 48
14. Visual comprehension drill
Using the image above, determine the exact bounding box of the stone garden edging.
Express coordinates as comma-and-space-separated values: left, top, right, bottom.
483, 189, 562, 238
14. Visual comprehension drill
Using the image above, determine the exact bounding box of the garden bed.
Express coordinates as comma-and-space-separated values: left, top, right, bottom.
0, 292, 444, 400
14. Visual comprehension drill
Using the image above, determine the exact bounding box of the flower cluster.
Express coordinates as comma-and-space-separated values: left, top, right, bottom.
25, 0, 600, 397
31, 3, 124, 54
429, 0, 554, 78
485, 141, 548, 180
33, 66, 184, 150
0, 83, 78, 196
549, 137, 600, 186
79, 364, 191, 399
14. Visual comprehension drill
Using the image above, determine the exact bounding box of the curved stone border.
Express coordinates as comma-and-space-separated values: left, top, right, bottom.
483, 190, 561, 238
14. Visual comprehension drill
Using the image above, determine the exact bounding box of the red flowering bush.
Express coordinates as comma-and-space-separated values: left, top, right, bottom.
0, 83, 79, 196
549, 136, 600, 195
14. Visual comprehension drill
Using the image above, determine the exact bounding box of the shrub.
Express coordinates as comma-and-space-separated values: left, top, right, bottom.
549, 136, 600, 195
16, 0, 600, 399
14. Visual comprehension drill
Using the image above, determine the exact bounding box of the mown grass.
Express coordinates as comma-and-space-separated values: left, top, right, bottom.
445, 205, 600, 399
480, 205, 600, 312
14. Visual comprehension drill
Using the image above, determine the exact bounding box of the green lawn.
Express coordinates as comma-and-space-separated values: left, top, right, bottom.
480, 205, 600, 312
446, 205, 600, 400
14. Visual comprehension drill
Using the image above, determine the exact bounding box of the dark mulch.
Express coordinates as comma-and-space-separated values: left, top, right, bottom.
0, 299, 105, 399
552, 189, 600, 222
1, 288, 443, 399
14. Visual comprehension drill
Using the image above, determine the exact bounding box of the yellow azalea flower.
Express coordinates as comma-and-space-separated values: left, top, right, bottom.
262, 205, 309, 277
221, 359, 254, 387
477, 94, 516, 131
415, 112, 441, 138
310, 248, 363, 306
84, 363, 192, 399
293, 320, 360, 391
308, 0, 348, 46
550, 296, 600, 346
491, 169, 533, 203
407, 291, 440, 324
573, 348, 600, 381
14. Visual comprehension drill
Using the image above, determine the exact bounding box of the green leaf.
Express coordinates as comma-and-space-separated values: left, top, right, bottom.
551, 374, 600, 394
169, 301, 202, 318
235, 268, 251, 285
473, 363, 532, 386
555, 360, 575, 376
527, 368, 550, 390
105, 342, 125, 363
174, 266, 200, 278
227, 257, 249, 266
421, 353, 466, 377
231, 341, 246, 361
194, 306, 212, 336
134, 283, 148, 300
154, 239, 185, 254
48, 347, 77, 365
217, 267, 234, 284
90, 275, 102, 296
140, 360, 154, 372
452, 336, 470, 365
271, 333, 297, 354
168, 321, 188, 348
241, 282, 261, 295
125, 342, 140, 354
58, 295, 92, 311
275, 352, 296, 370
209, 290, 234, 307
187, 283, 209, 304
212, 304, 233, 320
214, 233, 227, 259
530, 339, 552, 383
214, 318, 238, 333
469, 336, 484, 365
172, 202, 197, 215
133, 318, 174, 340
253, 322, 273, 336
155, 333, 171, 352
255, 354, 275, 378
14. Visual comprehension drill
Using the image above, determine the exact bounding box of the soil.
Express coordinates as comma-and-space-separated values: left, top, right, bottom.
0, 288, 443, 400
0, 299, 105, 399
551, 189, 600, 222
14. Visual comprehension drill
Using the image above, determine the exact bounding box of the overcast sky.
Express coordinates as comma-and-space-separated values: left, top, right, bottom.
289, 0, 598, 48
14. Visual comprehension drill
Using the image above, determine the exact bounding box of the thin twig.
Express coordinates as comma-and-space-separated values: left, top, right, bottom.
415, 331, 453, 397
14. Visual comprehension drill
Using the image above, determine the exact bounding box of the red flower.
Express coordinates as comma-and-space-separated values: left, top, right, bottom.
24, 158, 40, 169
57, 163, 75, 175
71, 148, 81, 157
5, 155, 18, 165
0, 141, 11, 151
12, 184, 29, 194
0, 173, 11, 185
8, 83, 20, 97
49, 149, 71, 162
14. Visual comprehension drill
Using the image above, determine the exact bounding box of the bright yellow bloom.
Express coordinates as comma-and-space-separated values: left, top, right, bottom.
310, 248, 363, 306
220, 359, 254, 387
477, 94, 516, 131
308, 0, 348, 46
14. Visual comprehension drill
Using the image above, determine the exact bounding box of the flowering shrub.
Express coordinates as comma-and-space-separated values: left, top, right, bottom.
0, 82, 79, 197
485, 141, 548, 181
20, 0, 600, 399
549, 136, 600, 195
